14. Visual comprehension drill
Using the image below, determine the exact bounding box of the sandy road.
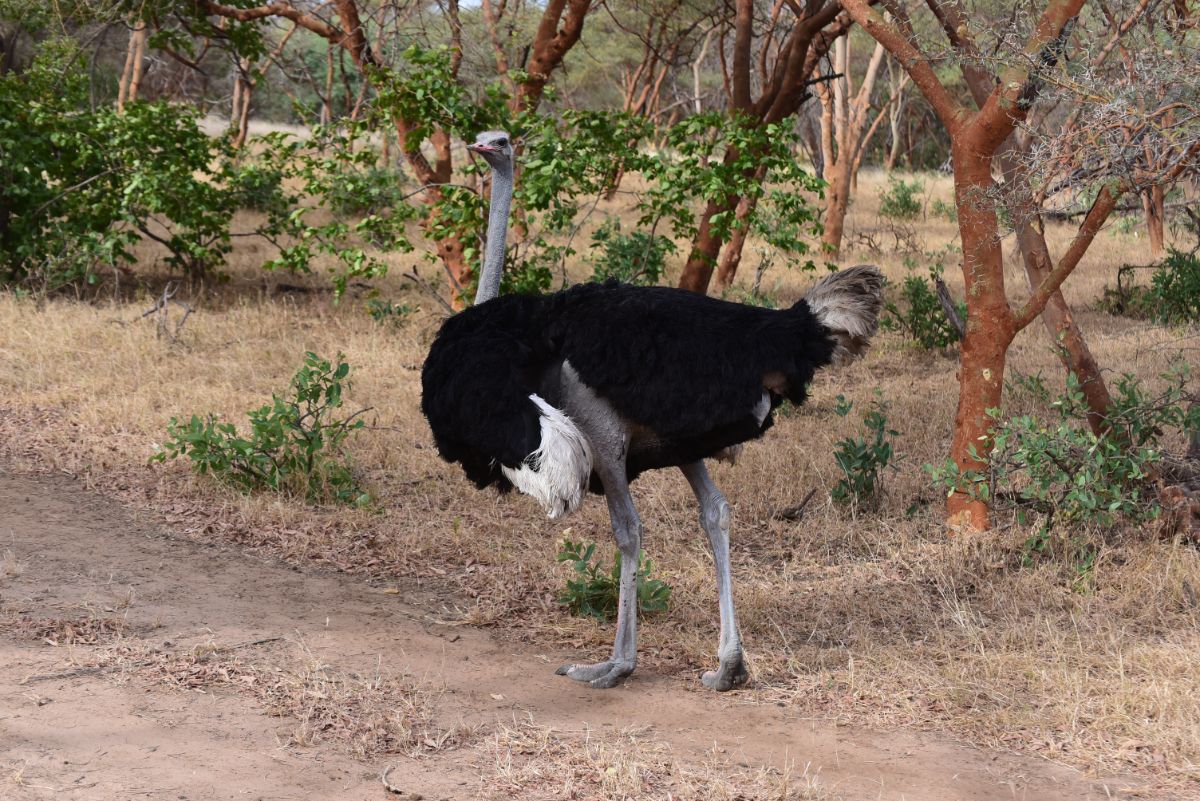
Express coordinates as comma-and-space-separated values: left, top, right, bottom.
0, 472, 1132, 800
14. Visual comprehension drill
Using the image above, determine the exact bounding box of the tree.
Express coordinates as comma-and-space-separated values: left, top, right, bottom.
838, 0, 1200, 529
814, 30, 890, 259
169, 0, 596, 304
673, 0, 849, 294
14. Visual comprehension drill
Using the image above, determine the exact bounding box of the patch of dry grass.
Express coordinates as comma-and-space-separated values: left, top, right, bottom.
2, 612, 128, 646
479, 717, 829, 800
2, 171, 1199, 792
18, 628, 468, 759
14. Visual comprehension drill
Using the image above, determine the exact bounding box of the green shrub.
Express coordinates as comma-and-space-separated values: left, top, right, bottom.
229, 161, 288, 215
152, 353, 369, 505
0, 39, 243, 287
927, 366, 1200, 530
878, 175, 924, 220
1147, 249, 1200, 324
366, 298, 413, 324
831, 394, 897, 507
881, 270, 965, 349
1101, 250, 1200, 324
930, 198, 957, 222
588, 217, 674, 286
556, 538, 671, 621
326, 164, 408, 218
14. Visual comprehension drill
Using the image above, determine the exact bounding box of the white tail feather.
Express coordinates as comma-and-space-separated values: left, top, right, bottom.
501, 395, 593, 519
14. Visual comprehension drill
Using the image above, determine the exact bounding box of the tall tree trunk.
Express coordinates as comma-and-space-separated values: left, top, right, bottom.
944, 143, 1017, 532
821, 160, 851, 257
678, 197, 736, 293
819, 37, 886, 260
714, 170, 766, 291
1142, 185, 1166, 257
117, 21, 147, 112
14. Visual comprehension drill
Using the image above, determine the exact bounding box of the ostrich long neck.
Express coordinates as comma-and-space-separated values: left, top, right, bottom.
473, 159, 514, 305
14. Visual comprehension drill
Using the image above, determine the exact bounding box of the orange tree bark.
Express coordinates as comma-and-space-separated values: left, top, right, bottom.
838, 0, 1110, 530
818, 35, 887, 260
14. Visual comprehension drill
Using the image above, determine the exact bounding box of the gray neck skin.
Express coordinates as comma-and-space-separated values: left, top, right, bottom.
473, 160, 513, 305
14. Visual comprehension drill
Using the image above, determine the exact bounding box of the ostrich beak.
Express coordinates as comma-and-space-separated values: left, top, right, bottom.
468, 143, 497, 153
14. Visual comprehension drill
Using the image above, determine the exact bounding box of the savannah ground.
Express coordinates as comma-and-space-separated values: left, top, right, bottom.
1, 171, 1198, 799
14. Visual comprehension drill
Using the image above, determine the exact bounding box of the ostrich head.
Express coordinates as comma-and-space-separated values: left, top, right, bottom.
467, 130, 515, 170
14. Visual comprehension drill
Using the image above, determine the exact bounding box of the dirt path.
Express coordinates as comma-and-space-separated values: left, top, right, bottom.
0, 473, 1133, 800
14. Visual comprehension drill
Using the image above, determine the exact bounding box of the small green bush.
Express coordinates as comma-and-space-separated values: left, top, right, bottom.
326, 164, 408, 218
1101, 250, 1200, 325
556, 538, 671, 621
229, 161, 289, 215
878, 175, 924, 220
881, 270, 965, 349
1147, 249, 1200, 324
366, 298, 413, 324
152, 353, 369, 505
930, 198, 957, 222
927, 366, 1200, 530
831, 394, 897, 507
589, 217, 675, 286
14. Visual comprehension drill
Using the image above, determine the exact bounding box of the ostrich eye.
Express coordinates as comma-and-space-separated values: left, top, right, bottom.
496, 138, 508, 147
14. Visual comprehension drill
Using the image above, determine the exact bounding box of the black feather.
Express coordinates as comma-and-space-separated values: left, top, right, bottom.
421, 281, 842, 493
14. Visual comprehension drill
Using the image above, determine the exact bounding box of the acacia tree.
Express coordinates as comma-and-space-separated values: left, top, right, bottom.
149, 0, 595, 302
674, 0, 850, 294
837, 0, 1200, 529
814, 30, 890, 258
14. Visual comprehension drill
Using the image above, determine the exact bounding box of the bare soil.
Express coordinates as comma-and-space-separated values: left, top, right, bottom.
1, 472, 1133, 800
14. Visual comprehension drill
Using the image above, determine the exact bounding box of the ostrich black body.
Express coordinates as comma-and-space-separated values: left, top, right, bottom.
420, 281, 838, 492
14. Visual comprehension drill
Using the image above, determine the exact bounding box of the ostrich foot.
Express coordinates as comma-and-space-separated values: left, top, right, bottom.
701, 653, 748, 691
556, 660, 635, 689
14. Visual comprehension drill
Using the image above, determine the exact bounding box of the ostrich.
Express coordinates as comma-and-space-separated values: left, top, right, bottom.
421, 130, 883, 690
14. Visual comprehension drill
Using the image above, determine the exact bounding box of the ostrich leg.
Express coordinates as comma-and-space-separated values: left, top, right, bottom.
555, 365, 641, 688
556, 457, 642, 689
681, 461, 748, 690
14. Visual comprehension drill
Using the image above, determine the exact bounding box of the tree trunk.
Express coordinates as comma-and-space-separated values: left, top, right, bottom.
714, 175, 765, 291
884, 56, 906, 171
944, 145, 1016, 532
821, 158, 851, 258
116, 21, 146, 112
1142, 185, 1165, 257
678, 197, 735, 293
818, 84, 834, 182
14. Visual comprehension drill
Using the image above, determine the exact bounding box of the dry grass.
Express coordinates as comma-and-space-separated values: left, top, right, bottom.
2, 170, 1200, 792
2, 611, 128, 646
479, 717, 829, 800
12, 622, 466, 759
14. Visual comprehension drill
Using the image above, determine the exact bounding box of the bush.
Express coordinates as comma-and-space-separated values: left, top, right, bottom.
0, 40, 242, 287
878, 175, 924, 220
326, 164, 408, 218
881, 270, 965, 349
228, 161, 288, 215
588, 217, 674, 286
1147, 249, 1200, 324
831, 394, 897, 507
931, 198, 957, 222
1101, 250, 1200, 324
556, 538, 671, 621
152, 353, 369, 505
927, 366, 1200, 531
